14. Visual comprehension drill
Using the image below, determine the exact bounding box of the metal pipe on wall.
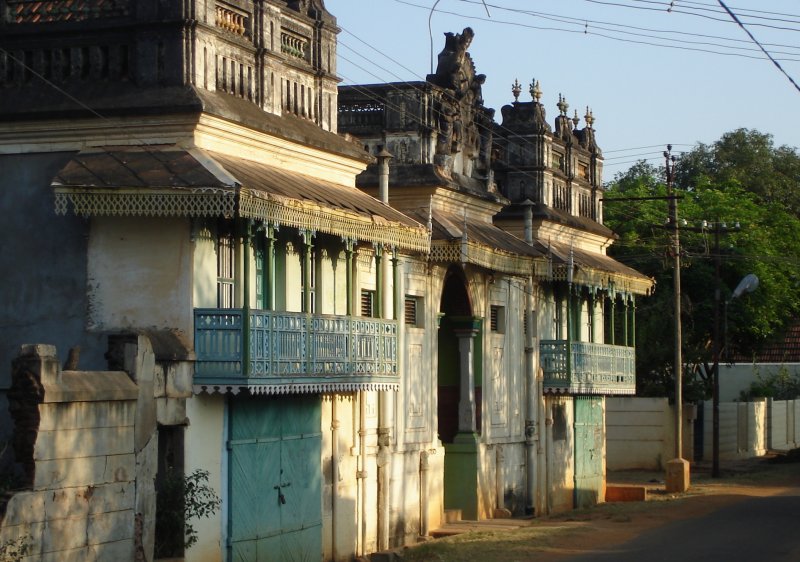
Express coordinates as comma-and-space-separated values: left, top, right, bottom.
377, 148, 394, 551
419, 450, 430, 538
331, 400, 339, 560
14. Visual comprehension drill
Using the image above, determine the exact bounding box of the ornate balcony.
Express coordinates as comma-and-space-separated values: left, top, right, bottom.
539, 340, 636, 395
194, 309, 398, 394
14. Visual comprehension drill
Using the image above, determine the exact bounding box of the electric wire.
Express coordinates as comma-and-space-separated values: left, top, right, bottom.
454, 0, 800, 52
628, 0, 800, 26
584, 0, 800, 31
718, 0, 800, 94
396, 0, 800, 61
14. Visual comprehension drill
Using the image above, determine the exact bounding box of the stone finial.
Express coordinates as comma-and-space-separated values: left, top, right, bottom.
585, 106, 595, 127
557, 94, 569, 116
512, 79, 522, 101
530, 79, 542, 102
572, 109, 580, 129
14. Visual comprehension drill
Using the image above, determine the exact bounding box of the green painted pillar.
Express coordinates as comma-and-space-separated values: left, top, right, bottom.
444, 316, 482, 520
241, 219, 252, 376
344, 238, 355, 317
265, 223, 276, 311
623, 295, 629, 348
375, 245, 383, 319
301, 229, 314, 314
609, 294, 616, 346
566, 286, 572, 378
391, 247, 399, 321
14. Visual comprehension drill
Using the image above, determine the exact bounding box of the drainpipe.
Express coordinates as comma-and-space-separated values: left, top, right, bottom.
522, 201, 538, 515
376, 146, 393, 551
543, 391, 553, 515
358, 391, 367, 557
495, 445, 504, 513
377, 146, 392, 206
331, 400, 340, 561
419, 450, 430, 538
350, 241, 368, 557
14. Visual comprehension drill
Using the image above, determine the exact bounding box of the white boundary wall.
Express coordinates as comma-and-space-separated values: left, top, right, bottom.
700, 398, 799, 460
606, 397, 694, 470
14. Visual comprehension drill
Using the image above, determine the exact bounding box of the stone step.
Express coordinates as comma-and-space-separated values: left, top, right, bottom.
430, 518, 524, 539
606, 484, 648, 502
443, 508, 462, 523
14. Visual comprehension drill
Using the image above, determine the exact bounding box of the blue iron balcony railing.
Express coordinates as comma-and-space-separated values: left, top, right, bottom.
194, 309, 398, 391
539, 340, 636, 395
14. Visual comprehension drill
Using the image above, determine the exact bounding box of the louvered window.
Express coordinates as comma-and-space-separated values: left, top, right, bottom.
361, 290, 375, 317
490, 305, 505, 333
405, 296, 422, 327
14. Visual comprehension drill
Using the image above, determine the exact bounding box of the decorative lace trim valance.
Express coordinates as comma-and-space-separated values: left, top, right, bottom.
429, 239, 534, 276
194, 381, 399, 395
54, 186, 431, 253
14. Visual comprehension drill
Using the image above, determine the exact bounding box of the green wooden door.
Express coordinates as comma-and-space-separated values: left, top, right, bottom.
229, 394, 322, 562
574, 396, 604, 508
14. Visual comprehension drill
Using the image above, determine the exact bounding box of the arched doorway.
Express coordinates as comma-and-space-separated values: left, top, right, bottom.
437, 266, 483, 519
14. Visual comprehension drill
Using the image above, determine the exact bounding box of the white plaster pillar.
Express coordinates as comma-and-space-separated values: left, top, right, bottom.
456, 328, 479, 434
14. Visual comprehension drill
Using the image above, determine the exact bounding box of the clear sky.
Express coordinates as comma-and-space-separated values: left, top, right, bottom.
328, 0, 800, 180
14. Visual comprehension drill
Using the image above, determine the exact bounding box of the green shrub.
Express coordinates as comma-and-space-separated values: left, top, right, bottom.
739, 366, 800, 401
0, 536, 31, 562
154, 468, 221, 558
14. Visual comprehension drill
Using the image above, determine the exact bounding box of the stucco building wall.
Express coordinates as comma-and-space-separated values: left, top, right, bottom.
0, 153, 107, 388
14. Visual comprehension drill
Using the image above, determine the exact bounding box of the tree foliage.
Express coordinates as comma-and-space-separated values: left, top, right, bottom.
605, 129, 800, 399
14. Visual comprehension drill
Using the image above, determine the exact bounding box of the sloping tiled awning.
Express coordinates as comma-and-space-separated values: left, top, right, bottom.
405, 208, 546, 276
52, 146, 430, 253
540, 241, 654, 296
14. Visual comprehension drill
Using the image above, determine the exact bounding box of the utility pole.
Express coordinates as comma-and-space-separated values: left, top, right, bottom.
678, 219, 740, 477
712, 223, 722, 479
603, 149, 688, 490
666, 146, 682, 461
665, 145, 690, 493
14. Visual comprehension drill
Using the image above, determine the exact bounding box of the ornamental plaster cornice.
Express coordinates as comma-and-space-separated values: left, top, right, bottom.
431, 188, 505, 224
0, 113, 371, 187
0, 115, 198, 154
532, 220, 614, 253
193, 114, 369, 186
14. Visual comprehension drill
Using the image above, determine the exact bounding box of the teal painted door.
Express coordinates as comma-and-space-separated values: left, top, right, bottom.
229, 394, 322, 562
574, 396, 604, 508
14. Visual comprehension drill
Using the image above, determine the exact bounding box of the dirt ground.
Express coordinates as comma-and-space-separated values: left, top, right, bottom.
400, 455, 800, 562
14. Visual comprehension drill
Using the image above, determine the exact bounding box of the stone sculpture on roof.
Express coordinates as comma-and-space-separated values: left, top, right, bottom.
427, 27, 493, 179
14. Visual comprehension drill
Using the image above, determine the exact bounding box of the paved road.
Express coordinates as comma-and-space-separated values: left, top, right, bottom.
565, 487, 800, 562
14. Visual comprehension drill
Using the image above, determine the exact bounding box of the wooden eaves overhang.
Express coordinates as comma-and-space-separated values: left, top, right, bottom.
406, 208, 543, 276
538, 241, 654, 296
52, 146, 431, 253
